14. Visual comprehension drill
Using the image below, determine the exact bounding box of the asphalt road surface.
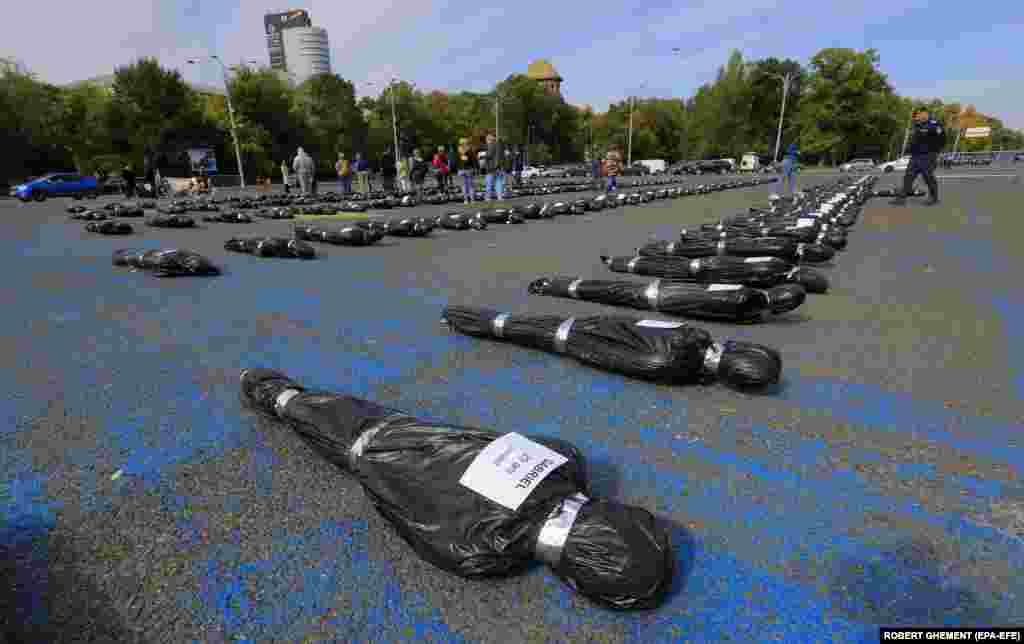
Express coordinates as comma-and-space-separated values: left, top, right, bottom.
1, 169, 1022, 643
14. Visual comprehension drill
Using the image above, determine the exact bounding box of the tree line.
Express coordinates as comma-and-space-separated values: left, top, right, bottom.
3, 48, 1021, 186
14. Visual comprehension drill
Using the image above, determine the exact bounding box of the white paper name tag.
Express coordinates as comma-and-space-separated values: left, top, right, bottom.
796, 218, 816, 227
707, 284, 743, 292
635, 319, 685, 328
744, 257, 776, 263
459, 433, 569, 511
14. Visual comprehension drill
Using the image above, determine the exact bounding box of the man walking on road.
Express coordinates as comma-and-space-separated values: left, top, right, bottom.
890, 106, 946, 206
484, 132, 506, 201
293, 148, 315, 196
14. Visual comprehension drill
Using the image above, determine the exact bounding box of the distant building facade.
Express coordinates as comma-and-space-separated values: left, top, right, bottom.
281, 26, 331, 84
527, 59, 563, 97
264, 10, 330, 84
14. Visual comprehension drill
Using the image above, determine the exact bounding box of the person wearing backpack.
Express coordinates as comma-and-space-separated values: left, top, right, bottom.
335, 153, 352, 195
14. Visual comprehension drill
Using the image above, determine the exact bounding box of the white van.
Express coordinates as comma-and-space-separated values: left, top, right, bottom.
740, 153, 761, 173
638, 159, 666, 174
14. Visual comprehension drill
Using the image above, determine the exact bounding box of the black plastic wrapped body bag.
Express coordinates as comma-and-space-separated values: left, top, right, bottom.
528, 276, 806, 321
602, 254, 829, 295
442, 306, 781, 389
239, 368, 673, 610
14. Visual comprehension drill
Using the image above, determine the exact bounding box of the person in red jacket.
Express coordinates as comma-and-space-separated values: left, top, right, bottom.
432, 146, 450, 190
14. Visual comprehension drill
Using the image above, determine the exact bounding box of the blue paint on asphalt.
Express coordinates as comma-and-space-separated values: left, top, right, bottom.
3, 216, 1022, 640
191, 520, 466, 643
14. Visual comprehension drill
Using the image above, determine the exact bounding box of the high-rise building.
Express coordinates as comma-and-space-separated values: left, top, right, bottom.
264, 10, 312, 73
281, 26, 331, 84
527, 59, 563, 98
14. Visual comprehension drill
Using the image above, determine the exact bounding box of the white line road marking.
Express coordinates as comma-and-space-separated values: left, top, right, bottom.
937, 174, 1020, 179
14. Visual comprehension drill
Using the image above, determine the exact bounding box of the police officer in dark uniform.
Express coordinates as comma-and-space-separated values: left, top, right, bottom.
890, 105, 947, 206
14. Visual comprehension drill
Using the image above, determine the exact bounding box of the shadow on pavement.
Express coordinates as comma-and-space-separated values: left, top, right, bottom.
0, 520, 133, 643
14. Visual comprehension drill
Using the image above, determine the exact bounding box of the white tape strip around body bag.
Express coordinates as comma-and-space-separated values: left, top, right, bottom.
459, 432, 570, 512
535, 493, 590, 566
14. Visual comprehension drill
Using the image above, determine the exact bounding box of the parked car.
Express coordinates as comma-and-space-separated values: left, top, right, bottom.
620, 163, 651, 177
9, 172, 99, 202
695, 160, 732, 175
877, 156, 910, 173
520, 166, 543, 179
839, 158, 875, 173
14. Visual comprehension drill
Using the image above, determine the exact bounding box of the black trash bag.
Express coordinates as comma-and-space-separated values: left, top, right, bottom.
146, 214, 196, 228
294, 224, 381, 246
384, 217, 431, 237
436, 212, 487, 230
589, 196, 607, 211
641, 238, 834, 264
112, 248, 220, 277
442, 305, 782, 389
479, 209, 525, 224
601, 254, 829, 294
67, 205, 88, 214
571, 200, 588, 214
528, 276, 805, 320
353, 221, 389, 236
85, 221, 133, 235
70, 210, 108, 221
158, 204, 189, 215
203, 211, 253, 223
112, 204, 145, 218
239, 368, 674, 610
339, 201, 368, 213
139, 200, 157, 210
521, 203, 542, 219
225, 236, 316, 258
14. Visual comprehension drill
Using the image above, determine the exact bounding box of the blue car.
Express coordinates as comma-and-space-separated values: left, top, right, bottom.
9, 172, 99, 202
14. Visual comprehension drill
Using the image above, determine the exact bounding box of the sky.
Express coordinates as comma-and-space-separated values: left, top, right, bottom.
3, 1, 1022, 129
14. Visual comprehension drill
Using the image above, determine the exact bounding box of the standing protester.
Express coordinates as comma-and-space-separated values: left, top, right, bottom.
354, 152, 371, 195
410, 149, 429, 201
380, 148, 397, 193
591, 155, 601, 188
890, 105, 947, 206
456, 137, 475, 204
293, 147, 315, 196
397, 155, 411, 194
280, 160, 291, 194
432, 146, 450, 191
781, 143, 800, 195
143, 146, 156, 191
122, 163, 136, 198
484, 132, 506, 201
604, 146, 622, 193
335, 153, 352, 196
513, 150, 524, 186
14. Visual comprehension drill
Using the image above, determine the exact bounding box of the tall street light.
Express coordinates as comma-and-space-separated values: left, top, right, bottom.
187, 56, 257, 188
366, 79, 406, 160
764, 71, 795, 164
627, 82, 647, 167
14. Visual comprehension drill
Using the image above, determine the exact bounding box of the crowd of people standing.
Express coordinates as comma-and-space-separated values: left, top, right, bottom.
279, 134, 632, 201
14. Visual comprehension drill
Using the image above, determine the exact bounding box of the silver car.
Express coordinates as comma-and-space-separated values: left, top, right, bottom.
839, 158, 875, 173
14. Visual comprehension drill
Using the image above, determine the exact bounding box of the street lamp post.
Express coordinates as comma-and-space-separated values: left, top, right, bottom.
765, 72, 794, 164
366, 79, 404, 160
627, 83, 646, 167
187, 56, 256, 189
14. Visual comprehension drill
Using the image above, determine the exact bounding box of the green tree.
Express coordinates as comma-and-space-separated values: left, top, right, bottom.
58, 82, 115, 173
797, 48, 897, 165
293, 73, 365, 163
745, 58, 806, 158
0, 65, 69, 183
107, 58, 202, 165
